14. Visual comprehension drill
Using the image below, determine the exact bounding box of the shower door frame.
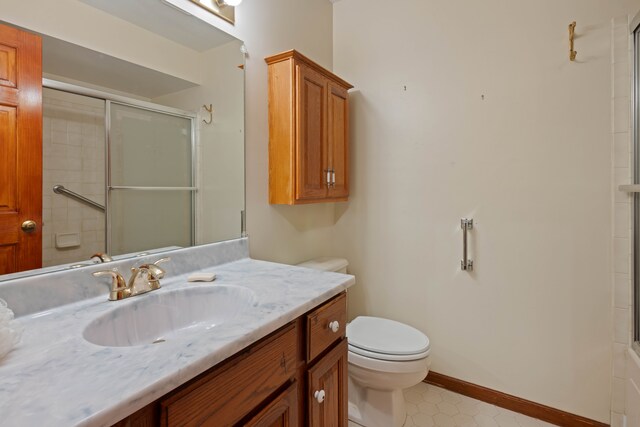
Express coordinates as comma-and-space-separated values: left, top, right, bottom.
105, 100, 197, 254
42, 79, 198, 255
633, 20, 640, 356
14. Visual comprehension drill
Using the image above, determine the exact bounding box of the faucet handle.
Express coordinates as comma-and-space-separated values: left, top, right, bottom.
127, 266, 149, 294
153, 257, 170, 267
93, 269, 129, 301
146, 257, 171, 280
131, 258, 170, 292
91, 253, 113, 263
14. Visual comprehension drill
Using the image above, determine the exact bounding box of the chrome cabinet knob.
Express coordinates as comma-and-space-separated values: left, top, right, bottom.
328, 321, 340, 333
314, 389, 325, 403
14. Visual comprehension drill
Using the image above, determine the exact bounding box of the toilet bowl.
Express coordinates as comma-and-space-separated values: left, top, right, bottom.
296, 258, 431, 427
347, 316, 430, 427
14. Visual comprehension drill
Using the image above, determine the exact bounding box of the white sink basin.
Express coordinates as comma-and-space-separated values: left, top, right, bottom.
83, 285, 258, 347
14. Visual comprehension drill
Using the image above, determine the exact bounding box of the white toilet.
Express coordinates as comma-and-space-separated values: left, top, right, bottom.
347, 316, 430, 427
297, 258, 431, 427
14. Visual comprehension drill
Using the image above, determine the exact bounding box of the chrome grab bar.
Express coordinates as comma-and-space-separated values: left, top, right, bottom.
619, 184, 640, 192
108, 186, 197, 191
53, 185, 105, 212
461, 218, 473, 271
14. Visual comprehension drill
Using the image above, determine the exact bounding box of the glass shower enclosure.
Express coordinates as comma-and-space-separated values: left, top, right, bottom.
107, 101, 195, 255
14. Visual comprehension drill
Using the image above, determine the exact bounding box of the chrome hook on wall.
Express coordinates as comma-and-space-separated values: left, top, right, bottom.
568, 21, 577, 61
202, 104, 213, 125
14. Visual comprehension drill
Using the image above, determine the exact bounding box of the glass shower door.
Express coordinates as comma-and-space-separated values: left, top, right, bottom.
107, 101, 195, 255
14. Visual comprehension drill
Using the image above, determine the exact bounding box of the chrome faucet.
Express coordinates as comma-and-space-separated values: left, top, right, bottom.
93, 257, 170, 301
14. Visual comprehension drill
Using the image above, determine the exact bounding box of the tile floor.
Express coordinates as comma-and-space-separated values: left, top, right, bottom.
348, 382, 558, 427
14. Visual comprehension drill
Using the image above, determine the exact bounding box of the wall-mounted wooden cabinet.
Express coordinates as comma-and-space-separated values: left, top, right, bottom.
266, 50, 353, 205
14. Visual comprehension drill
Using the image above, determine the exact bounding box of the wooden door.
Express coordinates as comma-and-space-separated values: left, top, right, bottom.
296, 63, 328, 201
242, 382, 298, 427
0, 24, 42, 275
308, 339, 348, 427
327, 83, 349, 199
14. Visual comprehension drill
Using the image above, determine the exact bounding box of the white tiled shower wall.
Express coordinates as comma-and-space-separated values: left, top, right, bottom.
611, 15, 640, 427
42, 89, 105, 267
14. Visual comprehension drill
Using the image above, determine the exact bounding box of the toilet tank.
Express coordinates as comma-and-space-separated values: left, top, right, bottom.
297, 257, 349, 274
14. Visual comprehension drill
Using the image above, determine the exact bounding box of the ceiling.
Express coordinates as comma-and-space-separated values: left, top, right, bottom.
42, 36, 198, 99
79, 0, 237, 52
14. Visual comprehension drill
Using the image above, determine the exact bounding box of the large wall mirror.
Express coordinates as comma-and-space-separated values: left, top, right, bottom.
0, 1, 245, 281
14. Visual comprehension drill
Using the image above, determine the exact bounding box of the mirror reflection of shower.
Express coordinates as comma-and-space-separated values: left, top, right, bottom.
42, 85, 195, 267
43, 88, 106, 267
107, 102, 195, 256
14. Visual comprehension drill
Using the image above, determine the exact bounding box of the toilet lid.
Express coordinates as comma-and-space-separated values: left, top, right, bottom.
347, 316, 430, 358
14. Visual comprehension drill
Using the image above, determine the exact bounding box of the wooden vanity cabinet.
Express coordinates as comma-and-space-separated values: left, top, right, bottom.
112, 292, 348, 427
242, 382, 298, 427
266, 50, 353, 205
308, 340, 348, 427
305, 293, 348, 427
160, 324, 298, 426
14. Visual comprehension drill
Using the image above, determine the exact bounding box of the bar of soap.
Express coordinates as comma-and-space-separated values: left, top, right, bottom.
187, 272, 217, 282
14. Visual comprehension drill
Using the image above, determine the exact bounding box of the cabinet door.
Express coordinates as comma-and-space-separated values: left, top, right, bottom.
327, 83, 349, 200
308, 339, 348, 427
242, 382, 298, 427
295, 63, 328, 201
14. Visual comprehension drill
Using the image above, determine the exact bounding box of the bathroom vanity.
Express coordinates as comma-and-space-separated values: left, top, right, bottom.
115, 293, 348, 426
0, 238, 354, 426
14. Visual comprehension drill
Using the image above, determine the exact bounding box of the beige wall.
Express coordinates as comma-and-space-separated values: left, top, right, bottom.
238, 0, 336, 263
153, 40, 246, 245
333, 0, 639, 423
165, 0, 338, 263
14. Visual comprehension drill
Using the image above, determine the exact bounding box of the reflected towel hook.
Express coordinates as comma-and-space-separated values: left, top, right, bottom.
202, 104, 213, 124
568, 21, 577, 61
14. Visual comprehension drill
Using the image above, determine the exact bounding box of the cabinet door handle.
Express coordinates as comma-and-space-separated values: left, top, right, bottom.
331, 170, 336, 188
314, 389, 326, 403
328, 321, 340, 333
324, 169, 331, 188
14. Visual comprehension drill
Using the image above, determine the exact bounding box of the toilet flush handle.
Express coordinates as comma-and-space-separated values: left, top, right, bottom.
314, 389, 325, 403
328, 321, 340, 333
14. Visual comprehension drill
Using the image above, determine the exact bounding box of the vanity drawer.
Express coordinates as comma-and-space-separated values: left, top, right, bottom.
307, 292, 347, 362
160, 323, 298, 427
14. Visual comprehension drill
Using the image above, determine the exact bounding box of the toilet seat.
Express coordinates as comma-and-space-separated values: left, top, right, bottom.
348, 349, 431, 374
347, 316, 430, 362
349, 343, 430, 361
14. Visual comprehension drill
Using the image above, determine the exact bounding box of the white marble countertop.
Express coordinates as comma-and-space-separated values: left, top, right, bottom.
0, 257, 354, 426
